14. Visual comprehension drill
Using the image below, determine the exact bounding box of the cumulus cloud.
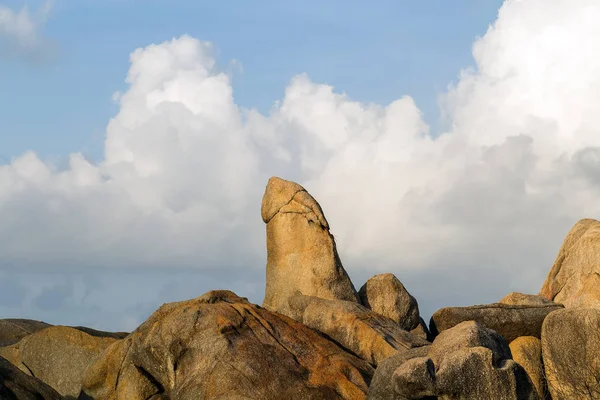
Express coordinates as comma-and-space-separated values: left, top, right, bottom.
2, 0, 600, 318
0, 0, 53, 59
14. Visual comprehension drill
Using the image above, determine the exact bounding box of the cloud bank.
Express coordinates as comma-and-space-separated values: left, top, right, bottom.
0, 1, 52, 59
2, 0, 600, 315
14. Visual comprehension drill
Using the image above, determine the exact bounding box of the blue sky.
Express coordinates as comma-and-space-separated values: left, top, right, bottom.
2, 0, 599, 331
1, 0, 501, 163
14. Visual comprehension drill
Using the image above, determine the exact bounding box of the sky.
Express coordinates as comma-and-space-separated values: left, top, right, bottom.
1, 0, 599, 332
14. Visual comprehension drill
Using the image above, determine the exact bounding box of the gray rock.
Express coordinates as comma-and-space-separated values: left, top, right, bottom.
368, 321, 538, 400
430, 302, 563, 342
367, 346, 430, 400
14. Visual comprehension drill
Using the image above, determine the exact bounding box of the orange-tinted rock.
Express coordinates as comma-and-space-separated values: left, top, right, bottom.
81, 290, 373, 400
261, 177, 360, 318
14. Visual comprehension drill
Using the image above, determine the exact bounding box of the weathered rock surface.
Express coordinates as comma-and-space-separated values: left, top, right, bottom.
0, 356, 63, 400
510, 336, 545, 399
359, 273, 421, 331
542, 308, 600, 399
288, 293, 429, 366
261, 177, 360, 317
0, 319, 52, 347
81, 290, 374, 400
368, 321, 538, 400
0, 326, 117, 398
430, 302, 563, 342
409, 318, 431, 342
71, 326, 128, 340
366, 346, 430, 400
540, 218, 600, 308
500, 292, 557, 306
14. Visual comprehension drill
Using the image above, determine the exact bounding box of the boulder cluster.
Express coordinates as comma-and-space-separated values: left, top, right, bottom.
2, 177, 600, 399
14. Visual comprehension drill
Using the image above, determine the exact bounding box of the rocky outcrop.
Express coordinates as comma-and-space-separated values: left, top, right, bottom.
368, 321, 538, 400
540, 218, 600, 308
0, 319, 52, 347
288, 293, 428, 366
0, 356, 62, 400
430, 302, 563, 342
261, 177, 360, 317
510, 336, 545, 399
81, 290, 373, 400
500, 292, 557, 306
0, 326, 117, 398
359, 273, 421, 332
541, 308, 600, 399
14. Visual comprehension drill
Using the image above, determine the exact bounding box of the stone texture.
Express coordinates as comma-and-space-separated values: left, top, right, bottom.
367, 346, 430, 400
541, 308, 600, 399
430, 302, 563, 342
0, 326, 117, 398
0, 356, 63, 400
81, 290, 373, 400
261, 177, 360, 317
510, 336, 545, 399
540, 218, 600, 308
500, 292, 557, 306
409, 318, 431, 342
368, 321, 538, 400
0, 319, 52, 347
359, 273, 420, 331
288, 293, 428, 366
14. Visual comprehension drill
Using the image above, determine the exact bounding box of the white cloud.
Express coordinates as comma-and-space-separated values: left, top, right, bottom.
2, 0, 600, 312
0, 1, 52, 58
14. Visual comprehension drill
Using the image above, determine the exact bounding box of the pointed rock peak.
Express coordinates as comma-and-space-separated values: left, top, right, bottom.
261, 176, 358, 316
261, 176, 328, 228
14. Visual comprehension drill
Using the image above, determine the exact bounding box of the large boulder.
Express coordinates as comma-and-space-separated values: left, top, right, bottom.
0, 356, 63, 400
358, 273, 421, 332
510, 336, 545, 399
0, 319, 52, 347
81, 290, 374, 400
288, 293, 428, 366
0, 326, 117, 398
500, 292, 557, 306
541, 308, 600, 399
261, 177, 360, 317
368, 321, 538, 400
430, 302, 563, 342
540, 218, 600, 308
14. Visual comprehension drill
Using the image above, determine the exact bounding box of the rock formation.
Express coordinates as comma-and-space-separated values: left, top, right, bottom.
541, 308, 600, 399
261, 177, 360, 318
0, 326, 118, 398
540, 218, 600, 308
4, 177, 600, 400
81, 290, 373, 400
368, 321, 538, 399
359, 273, 421, 332
0, 356, 62, 400
510, 336, 544, 399
500, 292, 557, 306
430, 302, 563, 342
288, 293, 428, 366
